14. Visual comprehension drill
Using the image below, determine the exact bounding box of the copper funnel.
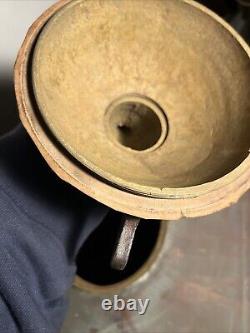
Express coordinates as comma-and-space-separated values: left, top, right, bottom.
15, 0, 250, 221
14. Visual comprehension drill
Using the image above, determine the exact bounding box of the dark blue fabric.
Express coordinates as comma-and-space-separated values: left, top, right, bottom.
0, 125, 109, 332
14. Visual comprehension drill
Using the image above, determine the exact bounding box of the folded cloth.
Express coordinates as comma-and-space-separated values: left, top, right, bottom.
0, 124, 109, 333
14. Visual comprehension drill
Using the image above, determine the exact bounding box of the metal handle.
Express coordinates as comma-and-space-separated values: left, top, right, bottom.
111, 214, 140, 271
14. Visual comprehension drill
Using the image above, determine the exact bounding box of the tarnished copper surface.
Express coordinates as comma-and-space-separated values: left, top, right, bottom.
63, 192, 250, 333
11, 1, 250, 331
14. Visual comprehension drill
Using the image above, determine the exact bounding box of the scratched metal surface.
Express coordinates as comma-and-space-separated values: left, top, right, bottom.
62, 191, 250, 333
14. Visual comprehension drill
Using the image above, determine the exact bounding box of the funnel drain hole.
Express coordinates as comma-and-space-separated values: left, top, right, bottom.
105, 94, 168, 152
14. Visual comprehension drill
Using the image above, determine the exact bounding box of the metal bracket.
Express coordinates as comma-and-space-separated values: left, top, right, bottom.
111, 214, 140, 271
